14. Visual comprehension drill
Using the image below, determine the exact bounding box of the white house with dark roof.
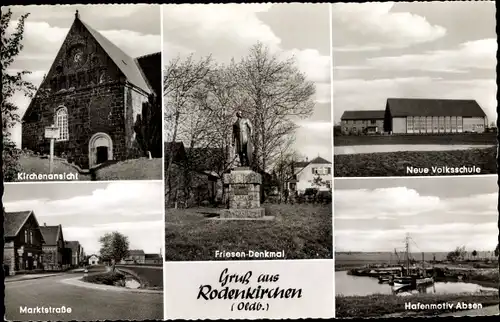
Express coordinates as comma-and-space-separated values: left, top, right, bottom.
287, 156, 332, 194
88, 254, 99, 266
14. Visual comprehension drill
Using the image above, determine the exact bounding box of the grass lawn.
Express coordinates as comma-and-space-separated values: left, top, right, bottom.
10, 155, 162, 182
334, 133, 497, 146
336, 293, 499, 318
165, 204, 332, 261
334, 146, 496, 177
95, 158, 162, 180
15, 155, 89, 181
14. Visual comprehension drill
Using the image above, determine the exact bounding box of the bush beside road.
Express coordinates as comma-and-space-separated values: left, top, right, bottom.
83, 271, 126, 286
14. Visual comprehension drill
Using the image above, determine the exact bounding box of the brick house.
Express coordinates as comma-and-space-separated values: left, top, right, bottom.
65, 240, 82, 267
21, 11, 161, 169
3, 210, 45, 276
79, 246, 85, 265
340, 110, 385, 135
121, 249, 146, 264
144, 253, 163, 265
40, 224, 67, 271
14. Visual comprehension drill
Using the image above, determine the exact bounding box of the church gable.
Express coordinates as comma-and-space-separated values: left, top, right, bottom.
22, 15, 126, 124
20, 11, 156, 170
42, 17, 125, 97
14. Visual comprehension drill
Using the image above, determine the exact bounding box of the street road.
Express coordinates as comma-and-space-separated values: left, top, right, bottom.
5, 267, 163, 321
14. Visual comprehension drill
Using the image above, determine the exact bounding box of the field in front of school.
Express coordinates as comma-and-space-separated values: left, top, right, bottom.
334, 133, 497, 146
165, 203, 333, 261
334, 146, 497, 177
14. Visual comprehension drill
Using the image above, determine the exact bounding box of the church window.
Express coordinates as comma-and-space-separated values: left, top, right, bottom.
99, 71, 106, 84
56, 107, 69, 141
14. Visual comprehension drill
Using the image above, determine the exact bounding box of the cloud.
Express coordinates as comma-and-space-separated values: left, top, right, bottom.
335, 222, 497, 252
285, 48, 330, 83
331, 3, 446, 51
101, 30, 161, 57
162, 4, 329, 87
163, 4, 280, 58
294, 122, 332, 161
296, 121, 332, 130
366, 39, 497, 73
3, 181, 163, 218
335, 186, 497, 252
334, 187, 442, 219
332, 77, 497, 123
162, 4, 332, 159
7, 4, 147, 21
335, 187, 497, 220
4, 182, 164, 255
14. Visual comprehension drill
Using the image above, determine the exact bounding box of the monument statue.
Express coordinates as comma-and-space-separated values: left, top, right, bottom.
232, 111, 253, 167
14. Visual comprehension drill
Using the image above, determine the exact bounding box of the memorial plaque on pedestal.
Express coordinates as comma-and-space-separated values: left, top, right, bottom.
233, 185, 249, 195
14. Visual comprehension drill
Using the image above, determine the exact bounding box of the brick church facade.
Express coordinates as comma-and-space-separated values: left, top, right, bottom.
21, 11, 161, 169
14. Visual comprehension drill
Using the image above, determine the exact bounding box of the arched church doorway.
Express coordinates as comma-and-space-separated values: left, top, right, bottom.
89, 132, 113, 167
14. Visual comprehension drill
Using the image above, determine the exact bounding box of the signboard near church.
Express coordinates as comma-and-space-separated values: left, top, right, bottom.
44, 126, 60, 139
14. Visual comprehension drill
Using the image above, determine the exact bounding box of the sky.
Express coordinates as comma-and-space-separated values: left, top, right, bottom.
3, 181, 164, 255
332, 2, 497, 124
334, 176, 498, 253
4, 4, 161, 148
163, 4, 332, 162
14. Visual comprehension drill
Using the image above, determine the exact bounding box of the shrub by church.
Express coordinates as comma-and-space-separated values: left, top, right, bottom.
21, 11, 161, 170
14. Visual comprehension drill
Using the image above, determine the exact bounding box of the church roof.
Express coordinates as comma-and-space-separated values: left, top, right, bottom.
80, 18, 153, 94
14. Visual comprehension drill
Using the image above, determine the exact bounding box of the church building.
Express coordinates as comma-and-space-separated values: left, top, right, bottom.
21, 11, 161, 169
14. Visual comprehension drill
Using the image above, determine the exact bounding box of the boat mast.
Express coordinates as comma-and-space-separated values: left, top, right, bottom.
405, 233, 410, 276
422, 252, 425, 277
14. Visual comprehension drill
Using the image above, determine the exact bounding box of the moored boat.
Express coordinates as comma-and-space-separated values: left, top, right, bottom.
378, 273, 395, 284
393, 276, 413, 288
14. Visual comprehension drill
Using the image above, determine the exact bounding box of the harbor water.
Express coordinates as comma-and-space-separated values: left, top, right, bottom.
336, 271, 498, 296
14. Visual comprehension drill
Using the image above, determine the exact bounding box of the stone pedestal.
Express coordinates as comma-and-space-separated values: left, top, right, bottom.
221, 167, 266, 219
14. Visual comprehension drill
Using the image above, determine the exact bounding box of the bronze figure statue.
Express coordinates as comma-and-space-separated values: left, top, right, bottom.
232, 111, 253, 167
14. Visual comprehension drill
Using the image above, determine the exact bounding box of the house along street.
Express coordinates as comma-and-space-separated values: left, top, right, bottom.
5, 266, 162, 321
